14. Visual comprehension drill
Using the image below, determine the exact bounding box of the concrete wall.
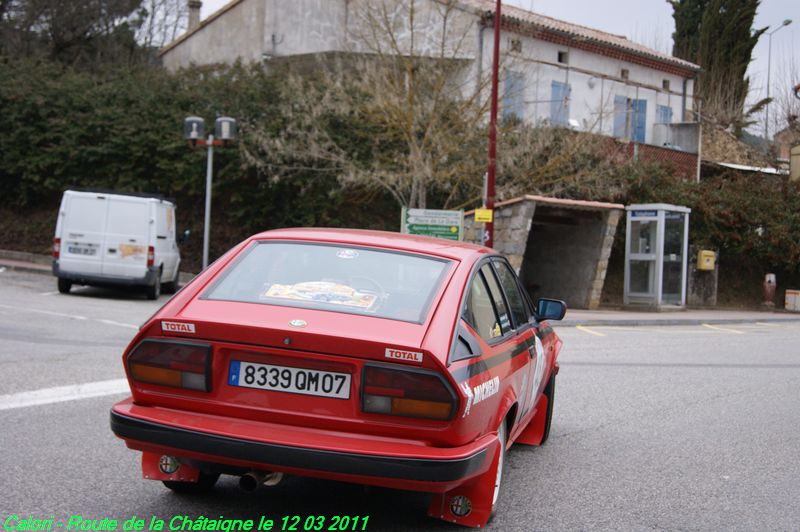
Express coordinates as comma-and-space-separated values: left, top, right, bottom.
162, 0, 266, 69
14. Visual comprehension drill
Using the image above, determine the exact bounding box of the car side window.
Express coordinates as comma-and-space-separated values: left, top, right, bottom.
493, 260, 531, 327
480, 264, 511, 336
465, 272, 503, 342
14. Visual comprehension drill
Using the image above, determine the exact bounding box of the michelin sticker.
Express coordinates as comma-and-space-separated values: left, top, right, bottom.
462, 376, 500, 417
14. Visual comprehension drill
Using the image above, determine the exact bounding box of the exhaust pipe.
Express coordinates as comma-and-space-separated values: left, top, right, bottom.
239, 471, 284, 491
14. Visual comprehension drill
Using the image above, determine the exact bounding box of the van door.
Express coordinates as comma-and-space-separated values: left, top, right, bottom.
154, 204, 177, 280
101, 197, 151, 279
59, 193, 107, 275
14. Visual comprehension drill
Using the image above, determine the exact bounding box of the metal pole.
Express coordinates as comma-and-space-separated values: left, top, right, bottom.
765, 31, 773, 142
202, 134, 214, 270
485, 0, 501, 249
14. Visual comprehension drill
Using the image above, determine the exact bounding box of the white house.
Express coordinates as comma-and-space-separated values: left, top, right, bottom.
161, 0, 701, 168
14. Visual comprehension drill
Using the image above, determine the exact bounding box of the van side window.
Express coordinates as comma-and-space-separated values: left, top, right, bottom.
493, 260, 531, 327
465, 273, 502, 342
480, 264, 511, 336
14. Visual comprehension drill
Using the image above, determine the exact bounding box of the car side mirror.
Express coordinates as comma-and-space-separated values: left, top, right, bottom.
536, 298, 567, 321
178, 229, 191, 244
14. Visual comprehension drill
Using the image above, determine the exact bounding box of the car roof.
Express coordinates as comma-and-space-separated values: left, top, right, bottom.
250, 228, 493, 262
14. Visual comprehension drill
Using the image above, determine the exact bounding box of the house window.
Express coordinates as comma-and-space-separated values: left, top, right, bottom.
613, 95, 647, 142
621, 68, 630, 80
557, 51, 569, 64
662, 79, 670, 91
502, 71, 525, 120
657, 105, 673, 124
550, 80, 571, 126
509, 38, 522, 53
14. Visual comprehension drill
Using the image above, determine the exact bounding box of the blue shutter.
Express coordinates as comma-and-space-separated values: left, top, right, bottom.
632, 99, 647, 143
503, 72, 525, 120
613, 95, 628, 138
657, 105, 673, 124
550, 81, 570, 126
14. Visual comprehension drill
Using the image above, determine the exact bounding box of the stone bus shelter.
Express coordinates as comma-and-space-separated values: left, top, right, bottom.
464, 195, 624, 310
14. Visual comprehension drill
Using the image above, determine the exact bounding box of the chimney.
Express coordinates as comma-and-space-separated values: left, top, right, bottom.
188, 0, 202, 31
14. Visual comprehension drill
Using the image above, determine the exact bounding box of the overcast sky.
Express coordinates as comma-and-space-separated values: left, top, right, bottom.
198, 0, 798, 125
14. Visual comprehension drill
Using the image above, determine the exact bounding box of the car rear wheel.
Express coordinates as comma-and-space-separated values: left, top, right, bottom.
145, 274, 161, 300
57, 278, 72, 294
539, 372, 556, 445
162, 472, 220, 494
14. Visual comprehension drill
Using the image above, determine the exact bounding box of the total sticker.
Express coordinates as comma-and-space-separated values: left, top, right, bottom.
161, 321, 196, 334
384, 348, 423, 364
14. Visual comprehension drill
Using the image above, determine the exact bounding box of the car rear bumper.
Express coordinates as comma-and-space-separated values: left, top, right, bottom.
110, 399, 492, 490
53, 261, 158, 287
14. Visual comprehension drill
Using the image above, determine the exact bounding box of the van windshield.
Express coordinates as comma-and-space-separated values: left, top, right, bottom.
203, 242, 452, 323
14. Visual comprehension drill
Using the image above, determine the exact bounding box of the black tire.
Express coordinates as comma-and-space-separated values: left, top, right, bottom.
162, 268, 180, 295
57, 278, 72, 294
539, 371, 556, 445
145, 273, 161, 300
162, 472, 220, 494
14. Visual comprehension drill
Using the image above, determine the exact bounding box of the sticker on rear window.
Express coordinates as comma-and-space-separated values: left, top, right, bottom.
385, 348, 423, 364
336, 249, 359, 259
162, 321, 196, 334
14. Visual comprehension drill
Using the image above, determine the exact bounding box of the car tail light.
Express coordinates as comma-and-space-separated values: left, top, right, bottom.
362, 364, 457, 420
147, 246, 155, 267
127, 339, 211, 391
53, 238, 61, 259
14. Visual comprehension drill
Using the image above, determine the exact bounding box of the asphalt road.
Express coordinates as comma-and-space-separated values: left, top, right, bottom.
1, 268, 799, 531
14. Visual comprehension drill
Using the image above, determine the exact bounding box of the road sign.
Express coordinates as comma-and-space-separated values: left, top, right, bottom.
401, 208, 464, 241
474, 208, 493, 223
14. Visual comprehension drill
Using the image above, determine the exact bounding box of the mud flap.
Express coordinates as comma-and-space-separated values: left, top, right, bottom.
426, 437, 501, 528
514, 395, 548, 446
142, 452, 200, 482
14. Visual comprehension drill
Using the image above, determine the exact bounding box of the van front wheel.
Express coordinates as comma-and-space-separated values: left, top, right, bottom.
57, 278, 72, 294
162, 268, 180, 295
145, 275, 161, 300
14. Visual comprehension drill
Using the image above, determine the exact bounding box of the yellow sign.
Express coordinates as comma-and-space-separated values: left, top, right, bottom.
474, 209, 493, 223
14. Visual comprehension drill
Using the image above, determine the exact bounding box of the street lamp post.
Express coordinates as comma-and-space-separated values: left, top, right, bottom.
765, 19, 792, 142
184, 116, 237, 270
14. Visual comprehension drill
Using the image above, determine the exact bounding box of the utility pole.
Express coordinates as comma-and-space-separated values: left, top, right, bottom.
484, 0, 501, 249
764, 19, 792, 143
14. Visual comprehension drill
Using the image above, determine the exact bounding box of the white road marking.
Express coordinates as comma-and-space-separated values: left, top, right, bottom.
576, 325, 607, 337
755, 322, 780, 327
702, 323, 744, 335
99, 319, 138, 330
0, 379, 129, 411
0, 303, 138, 329
39, 291, 59, 296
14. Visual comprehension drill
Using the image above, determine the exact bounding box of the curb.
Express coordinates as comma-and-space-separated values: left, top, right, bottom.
0, 255, 196, 284
557, 317, 800, 327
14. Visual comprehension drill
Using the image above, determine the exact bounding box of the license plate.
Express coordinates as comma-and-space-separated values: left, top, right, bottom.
228, 360, 351, 399
68, 245, 96, 256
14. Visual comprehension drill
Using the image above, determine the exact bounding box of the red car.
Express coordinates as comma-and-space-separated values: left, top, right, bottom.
110, 228, 565, 528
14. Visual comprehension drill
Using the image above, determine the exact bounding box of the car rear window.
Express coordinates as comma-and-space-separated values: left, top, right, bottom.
203, 241, 452, 323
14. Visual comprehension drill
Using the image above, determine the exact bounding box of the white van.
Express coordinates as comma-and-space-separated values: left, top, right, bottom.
52, 190, 183, 299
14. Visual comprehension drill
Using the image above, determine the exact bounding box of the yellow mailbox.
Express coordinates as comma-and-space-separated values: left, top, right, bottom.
697, 249, 716, 271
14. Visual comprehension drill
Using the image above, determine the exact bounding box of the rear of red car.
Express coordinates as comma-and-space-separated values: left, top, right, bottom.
110, 233, 501, 496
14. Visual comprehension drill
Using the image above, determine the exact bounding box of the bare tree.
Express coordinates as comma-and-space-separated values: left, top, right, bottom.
136, 0, 186, 49
245, 0, 494, 209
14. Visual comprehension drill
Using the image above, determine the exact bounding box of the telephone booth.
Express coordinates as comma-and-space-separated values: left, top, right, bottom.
624, 204, 691, 308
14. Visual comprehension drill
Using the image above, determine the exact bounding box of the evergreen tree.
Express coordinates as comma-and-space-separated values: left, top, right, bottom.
669, 0, 767, 134
669, 0, 710, 63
